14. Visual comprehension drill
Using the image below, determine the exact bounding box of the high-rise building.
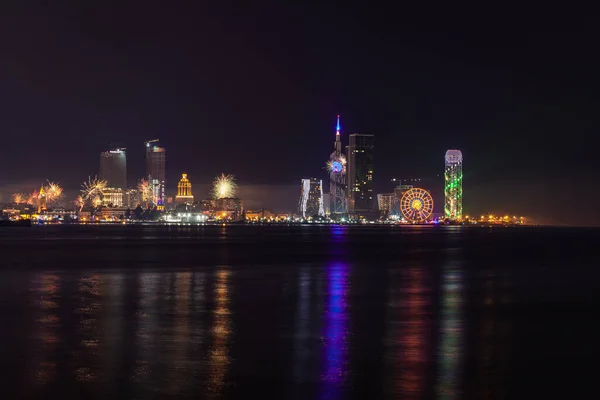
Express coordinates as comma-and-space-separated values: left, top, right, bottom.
145, 139, 166, 207
347, 133, 375, 214
444, 149, 463, 219
175, 173, 194, 204
328, 115, 347, 215
99, 147, 127, 189
298, 178, 325, 219
322, 193, 331, 216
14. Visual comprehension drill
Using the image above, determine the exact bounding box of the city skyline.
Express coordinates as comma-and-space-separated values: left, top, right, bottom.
1, 4, 598, 225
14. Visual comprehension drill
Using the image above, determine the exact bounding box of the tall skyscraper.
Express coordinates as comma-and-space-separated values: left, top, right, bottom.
145, 139, 166, 206
347, 133, 375, 214
99, 147, 127, 189
444, 149, 463, 219
175, 173, 194, 204
299, 178, 325, 218
328, 115, 347, 215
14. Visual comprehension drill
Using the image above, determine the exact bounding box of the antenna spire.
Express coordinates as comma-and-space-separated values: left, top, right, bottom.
336, 114, 341, 135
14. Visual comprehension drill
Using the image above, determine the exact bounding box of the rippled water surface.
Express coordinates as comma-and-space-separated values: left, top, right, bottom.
0, 225, 598, 399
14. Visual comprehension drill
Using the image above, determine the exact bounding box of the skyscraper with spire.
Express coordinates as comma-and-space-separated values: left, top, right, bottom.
328, 115, 347, 215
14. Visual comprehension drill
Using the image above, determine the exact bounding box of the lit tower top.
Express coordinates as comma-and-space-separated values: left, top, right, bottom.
334, 114, 342, 153
445, 149, 463, 166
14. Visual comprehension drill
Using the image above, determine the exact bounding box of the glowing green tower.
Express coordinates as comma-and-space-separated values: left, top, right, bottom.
444, 150, 463, 219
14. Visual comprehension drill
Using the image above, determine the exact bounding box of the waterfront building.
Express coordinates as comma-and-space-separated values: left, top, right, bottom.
328, 115, 347, 215
298, 178, 324, 219
99, 147, 127, 189
175, 173, 194, 204
444, 150, 463, 219
245, 209, 275, 222
377, 193, 395, 218
346, 133, 375, 215
145, 139, 166, 208
96, 207, 129, 221
101, 188, 124, 207
212, 197, 243, 221
122, 188, 137, 208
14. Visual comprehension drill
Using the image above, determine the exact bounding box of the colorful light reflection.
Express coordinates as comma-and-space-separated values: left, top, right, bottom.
320, 262, 349, 398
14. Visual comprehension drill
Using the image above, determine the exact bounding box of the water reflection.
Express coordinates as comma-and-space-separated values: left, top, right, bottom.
32, 273, 61, 386
320, 262, 349, 399
436, 266, 465, 399
208, 267, 231, 394
476, 271, 511, 399
293, 266, 311, 383
398, 267, 430, 398
329, 225, 347, 242
101, 272, 124, 394
132, 272, 159, 386
74, 274, 103, 383
165, 272, 192, 394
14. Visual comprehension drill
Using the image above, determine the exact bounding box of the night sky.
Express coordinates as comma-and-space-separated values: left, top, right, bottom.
1, 3, 598, 225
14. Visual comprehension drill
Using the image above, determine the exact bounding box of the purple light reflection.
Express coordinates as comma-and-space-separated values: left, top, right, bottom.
320, 262, 349, 399
329, 225, 347, 243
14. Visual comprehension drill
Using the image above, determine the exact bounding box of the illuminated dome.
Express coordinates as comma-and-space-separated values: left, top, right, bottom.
445, 149, 463, 165
175, 173, 194, 204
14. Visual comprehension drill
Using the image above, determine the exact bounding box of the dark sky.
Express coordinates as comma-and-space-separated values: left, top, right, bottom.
1, 2, 599, 224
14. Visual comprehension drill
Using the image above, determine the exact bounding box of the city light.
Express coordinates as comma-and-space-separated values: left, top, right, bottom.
137, 178, 154, 204
81, 176, 107, 202
212, 174, 237, 199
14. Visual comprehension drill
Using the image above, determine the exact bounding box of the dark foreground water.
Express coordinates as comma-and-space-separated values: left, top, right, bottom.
0, 224, 598, 399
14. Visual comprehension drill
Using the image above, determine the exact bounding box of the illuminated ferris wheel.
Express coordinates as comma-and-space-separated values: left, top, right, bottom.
400, 188, 434, 223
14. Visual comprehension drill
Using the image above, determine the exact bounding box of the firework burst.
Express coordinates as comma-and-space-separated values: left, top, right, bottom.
45, 181, 63, 203
73, 195, 85, 211
81, 176, 107, 200
325, 155, 347, 174
137, 179, 154, 204
212, 174, 237, 199
325, 160, 334, 173
80, 176, 107, 209
27, 190, 39, 206
12, 193, 25, 204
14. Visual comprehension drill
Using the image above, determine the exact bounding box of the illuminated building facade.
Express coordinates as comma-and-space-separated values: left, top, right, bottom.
99, 147, 127, 189
212, 197, 243, 221
329, 115, 347, 215
101, 188, 123, 207
145, 139, 166, 207
175, 173, 194, 204
377, 193, 395, 218
444, 150, 463, 219
38, 185, 47, 213
347, 133, 375, 214
298, 178, 324, 218
245, 209, 275, 221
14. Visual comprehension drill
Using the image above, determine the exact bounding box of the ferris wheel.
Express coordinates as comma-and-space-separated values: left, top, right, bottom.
400, 188, 434, 223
